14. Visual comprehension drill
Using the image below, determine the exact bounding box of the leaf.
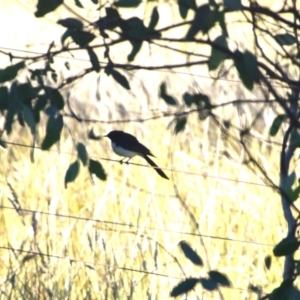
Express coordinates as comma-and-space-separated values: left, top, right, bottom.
0, 61, 25, 83
18, 110, 25, 127
74, 0, 84, 8
65, 160, 80, 188
273, 236, 300, 257
296, 260, 300, 275
0, 140, 7, 149
71, 31, 96, 47
233, 50, 260, 90
269, 114, 286, 136
0, 86, 9, 109
216, 11, 228, 36
89, 159, 107, 181
193, 93, 211, 107
57, 18, 83, 30
77, 142, 88, 166
106, 7, 120, 18
290, 128, 300, 149
62, 29, 96, 47
209, 34, 229, 70
108, 69, 130, 90
33, 95, 48, 123
178, 0, 197, 19
274, 34, 297, 46
170, 278, 199, 297
179, 241, 203, 266
114, 0, 141, 8
96, 8, 121, 35
45, 87, 65, 110
23, 105, 36, 135
282, 171, 299, 202
128, 41, 143, 62
45, 106, 58, 116
223, 0, 242, 11
90, 0, 97, 3
208, 270, 231, 287
148, 7, 159, 31
5, 82, 22, 134
87, 47, 100, 72
186, 4, 216, 38
121, 17, 146, 38
18, 83, 41, 103
174, 117, 187, 134
159, 82, 177, 106
199, 277, 218, 291
183, 92, 194, 107
269, 279, 300, 300
264, 255, 272, 270
35, 0, 63, 17
41, 114, 63, 150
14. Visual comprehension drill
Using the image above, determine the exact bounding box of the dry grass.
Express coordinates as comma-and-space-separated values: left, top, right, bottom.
0, 0, 298, 299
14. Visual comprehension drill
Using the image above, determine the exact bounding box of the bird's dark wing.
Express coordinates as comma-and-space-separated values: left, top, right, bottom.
116, 132, 155, 157
143, 155, 169, 180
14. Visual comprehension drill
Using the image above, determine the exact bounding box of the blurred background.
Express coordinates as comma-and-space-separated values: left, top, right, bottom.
0, 0, 295, 299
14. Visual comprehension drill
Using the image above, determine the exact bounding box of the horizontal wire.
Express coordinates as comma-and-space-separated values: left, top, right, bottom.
0, 45, 291, 89
0, 245, 259, 294
2, 140, 273, 188
0, 205, 274, 247
0, 245, 180, 279
0, 18, 289, 296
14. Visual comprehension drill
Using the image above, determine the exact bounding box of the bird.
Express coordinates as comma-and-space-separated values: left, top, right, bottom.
104, 130, 169, 180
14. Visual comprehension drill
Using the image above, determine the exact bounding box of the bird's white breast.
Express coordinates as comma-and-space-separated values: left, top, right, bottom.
111, 142, 137, 158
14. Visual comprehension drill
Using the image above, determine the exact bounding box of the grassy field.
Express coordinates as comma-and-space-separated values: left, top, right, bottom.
0, 0, 297, 299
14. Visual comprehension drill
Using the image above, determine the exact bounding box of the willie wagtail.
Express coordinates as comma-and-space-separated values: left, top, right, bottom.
105, 130, 169, 180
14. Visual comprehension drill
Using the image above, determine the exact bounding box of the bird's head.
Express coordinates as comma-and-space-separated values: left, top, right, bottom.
104, 130, 120, 140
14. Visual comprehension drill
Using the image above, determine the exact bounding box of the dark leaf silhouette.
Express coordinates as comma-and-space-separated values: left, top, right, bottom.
264, 255, 272, 270
223, 0, 242, 11
89, 159, 107, 180
5, 82, 21, 134
148, 7, 159, 31
170, 278, 199, 297
179, 241, 203, 266
57, 18, 83, 30
108, 69, 130, 90
199, 277, 217, 291
209, 34, 229, 70
233, 50, 261, 90
186, 4, 216, 38
0, 86, 9, 109
174, 117, 187, 134
0, 140, 7, 149
41, 114, 63, 150
0, 61, 25, 83
178, 0, 197, 19
159, 82, 177, 106
77, 143, 88, 166
114, 0, 141, 8
35, 0, 63, 17
65, 160, 80, 188
274, 34, 297, 46
87, 47, 100, 72
273, 236, 300, 257
269, 115, 286, 136
208, 270, 231, 287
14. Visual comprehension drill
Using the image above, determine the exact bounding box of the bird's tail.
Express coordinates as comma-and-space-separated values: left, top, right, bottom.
143, 155, 169, 180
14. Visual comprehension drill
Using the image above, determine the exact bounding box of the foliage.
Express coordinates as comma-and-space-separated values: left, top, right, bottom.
1, 0, 300, 298
170, 241, 230, 297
